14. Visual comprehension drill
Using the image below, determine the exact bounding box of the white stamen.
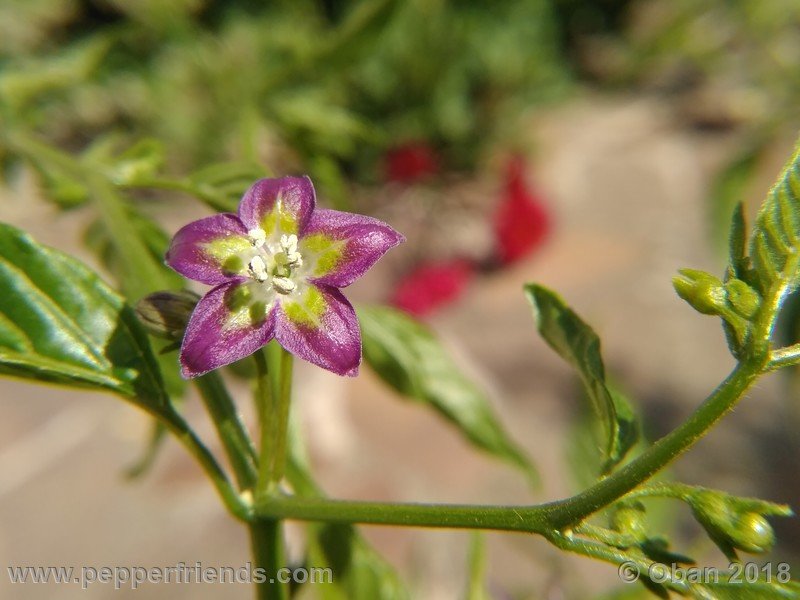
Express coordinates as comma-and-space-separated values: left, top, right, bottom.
280, 234, 303, 267
272, 277, 296, 294
280, 233, 298, 252
248, 255, 268, 282
248, 228, 267, 248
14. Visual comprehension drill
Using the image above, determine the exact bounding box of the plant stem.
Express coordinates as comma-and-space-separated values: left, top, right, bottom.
544, 360, 761, 527
249, 520, 288, 600
254, 349, 276, 497
767, 342, 800, 370
252, 361, 761, 531
195, 372, 258, 489
157, 407, 249, 520
254, 345, 294, 496
256, 494, 554, 532
272, 350, 293, 486
252, 345, 293, 600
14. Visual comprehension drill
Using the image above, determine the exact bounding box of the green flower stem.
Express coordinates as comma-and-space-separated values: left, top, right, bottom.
252, 344, 293, 600
195, 372, 259, 489
271, 349, 293, 487
253, 343, 294, 496
254, 349, 275, 497
252, 361, 761, 532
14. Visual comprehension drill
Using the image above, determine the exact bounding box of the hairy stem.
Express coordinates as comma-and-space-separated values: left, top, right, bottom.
545, 361, 761, 527
252, 361, 761, 531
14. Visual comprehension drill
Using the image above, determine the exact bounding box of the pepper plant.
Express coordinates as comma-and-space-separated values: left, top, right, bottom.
1, 121, 800, 598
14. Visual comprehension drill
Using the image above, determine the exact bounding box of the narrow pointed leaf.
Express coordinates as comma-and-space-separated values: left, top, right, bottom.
749, 139, 800, 294
0, 222, 169, 411
525, 284, 638, 473
358, 305, 538, 487
691, 580, 800, 599
729, 203, 749, 281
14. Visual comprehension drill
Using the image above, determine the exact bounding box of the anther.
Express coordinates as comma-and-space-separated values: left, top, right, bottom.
272, 277, 296, 294
248, 255, 269, 282
248, 228, 267, 248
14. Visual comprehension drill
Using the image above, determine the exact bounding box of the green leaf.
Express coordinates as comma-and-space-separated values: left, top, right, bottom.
690, 580, 800, 600
749, 140, 800, 294
0, 35, 111, 109
187, 162, 268, 212
83, 210, 183, 293
525, 284, 638, 473
357, 305, 539, 487
728, 202, 749, 281
567, 383, 641, 489
0, 222, 169, 412
86, 181, 187, 404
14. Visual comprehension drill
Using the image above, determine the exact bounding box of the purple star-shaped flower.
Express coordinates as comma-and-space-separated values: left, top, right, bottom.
166, 176, 404, 378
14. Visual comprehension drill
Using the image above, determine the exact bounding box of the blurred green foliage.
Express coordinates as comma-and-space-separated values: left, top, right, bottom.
0, 0, 571, 186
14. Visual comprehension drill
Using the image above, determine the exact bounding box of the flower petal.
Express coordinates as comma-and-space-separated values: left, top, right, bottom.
300, 209, 404, 287
238, 176, 315, 236
180, 281, 276, 378
274, 284, 360, 377
166, 213, 251, 285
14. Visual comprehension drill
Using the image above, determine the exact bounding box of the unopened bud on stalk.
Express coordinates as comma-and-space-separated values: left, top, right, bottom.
672, 269, 727, 315
610, 502, 648, 543
690, 490, 776, 557
725, 278, 761, 319
135, 290, 199, 340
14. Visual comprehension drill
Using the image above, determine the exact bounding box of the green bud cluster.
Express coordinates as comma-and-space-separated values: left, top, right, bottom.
672, 269, 762, 353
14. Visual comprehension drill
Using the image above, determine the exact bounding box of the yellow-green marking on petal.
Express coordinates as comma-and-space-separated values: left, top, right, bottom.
301, 233, 344, 278
203, 235, 252, 269
261, 194, 299, 235
283, 286, 327, 327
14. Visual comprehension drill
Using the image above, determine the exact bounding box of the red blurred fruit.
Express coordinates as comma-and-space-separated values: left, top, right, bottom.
384, 142, 440, 183
493, 156, 551, 265
390, 258, 476, 317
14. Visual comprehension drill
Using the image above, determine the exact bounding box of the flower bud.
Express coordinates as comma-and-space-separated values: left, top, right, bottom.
44, 174, 89, 207
610, 502, 648, 543
729, 512, 775, 554
135, 290, 199, 340
725, 278, 761, 319
673, 269, 727, 315
690, 491, 776, 556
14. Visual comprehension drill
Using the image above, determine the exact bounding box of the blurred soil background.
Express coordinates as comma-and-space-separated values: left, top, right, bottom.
1, 1, 800, 599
